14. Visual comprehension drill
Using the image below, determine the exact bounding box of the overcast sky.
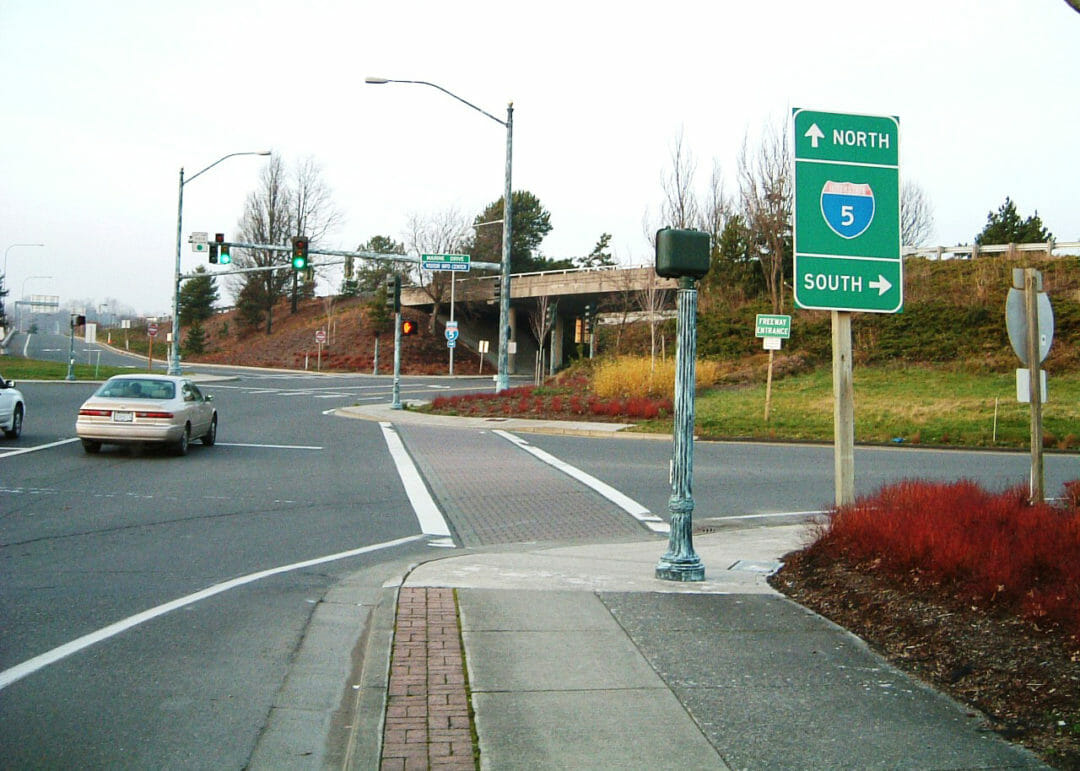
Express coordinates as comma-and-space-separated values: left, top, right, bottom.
2, 0, 1077, 316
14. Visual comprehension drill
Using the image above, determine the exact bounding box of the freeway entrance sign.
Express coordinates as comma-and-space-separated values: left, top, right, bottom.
793, 109, 901, 313
755, 314, 791, 339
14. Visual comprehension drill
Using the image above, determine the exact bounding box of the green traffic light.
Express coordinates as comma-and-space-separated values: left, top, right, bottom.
292, 255, 307, 270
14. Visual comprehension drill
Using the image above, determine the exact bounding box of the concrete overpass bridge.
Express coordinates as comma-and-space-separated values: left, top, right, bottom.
400, 266, 677, 376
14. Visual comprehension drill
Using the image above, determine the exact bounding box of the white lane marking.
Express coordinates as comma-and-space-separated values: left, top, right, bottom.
216, 442, 322, 450
492, 430, 666, 532
0, 438, 81, 459
0, 534, 426, 691
722, 510, 829, 520
378, 422, 453, 538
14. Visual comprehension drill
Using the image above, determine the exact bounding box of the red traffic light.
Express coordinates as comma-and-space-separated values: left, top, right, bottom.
401, 320, 417, 336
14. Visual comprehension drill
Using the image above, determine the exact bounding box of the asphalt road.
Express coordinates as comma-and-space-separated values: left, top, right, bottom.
523, 433, 1080, 522
2, 367, 1076, 767
0, 371, 494, 768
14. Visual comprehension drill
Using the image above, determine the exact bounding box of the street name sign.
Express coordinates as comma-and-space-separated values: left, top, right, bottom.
755, 314, 791, 338
793, 109, 901, 313
422, 253, 471, 271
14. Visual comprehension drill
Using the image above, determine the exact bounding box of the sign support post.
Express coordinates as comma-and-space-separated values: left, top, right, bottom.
1024, 269, 1045, 503
832, 311, 855, 505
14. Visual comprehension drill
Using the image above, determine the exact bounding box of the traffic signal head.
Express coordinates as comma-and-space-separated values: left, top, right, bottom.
215, 233, 231, 265
401, 319, 417, 336
291, 236, 310, 270
384, 274, 401, 311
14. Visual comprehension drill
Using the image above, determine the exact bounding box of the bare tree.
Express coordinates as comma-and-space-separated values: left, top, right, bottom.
636, 269, 671, 369
527, 296, 556, 381
405, 207, 472, 331
737, 119, 792, 313
697, 160, 732, 245
232, 155, 294, 334
660, 128, 699, 230
288, 157, 343, 311
901, 180, 935, 247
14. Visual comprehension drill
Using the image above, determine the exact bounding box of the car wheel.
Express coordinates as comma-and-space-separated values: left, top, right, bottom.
3, 405, 22, 439
202, 415, 217, 446
174, 425, 190, 456
81, 438, 101, 454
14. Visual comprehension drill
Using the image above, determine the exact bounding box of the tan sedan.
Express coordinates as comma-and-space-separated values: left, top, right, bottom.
76, 374, 217, 456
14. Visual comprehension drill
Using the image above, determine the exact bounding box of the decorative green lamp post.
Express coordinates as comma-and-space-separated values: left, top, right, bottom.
654, 228, 711, 582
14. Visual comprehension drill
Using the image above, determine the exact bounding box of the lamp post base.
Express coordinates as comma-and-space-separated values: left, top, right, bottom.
655, 557, 705, 582
656, 497, 705, 582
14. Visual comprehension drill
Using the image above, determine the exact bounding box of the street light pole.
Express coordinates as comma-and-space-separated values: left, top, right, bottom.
3, 244, 45, 327
4, 242, 45, 278
169, 151, 270, 376
365, 77, 514, 392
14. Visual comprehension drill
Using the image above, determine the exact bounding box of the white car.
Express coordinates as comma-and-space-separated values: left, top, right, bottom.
0, 374, 25, 439
76, 374, 217, 456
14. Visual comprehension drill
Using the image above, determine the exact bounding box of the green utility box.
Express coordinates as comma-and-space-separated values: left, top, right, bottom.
655, 228, 710, 279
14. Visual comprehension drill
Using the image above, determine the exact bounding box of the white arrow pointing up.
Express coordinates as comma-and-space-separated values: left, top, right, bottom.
804, 123, 825, 148
869, 275, 892, 296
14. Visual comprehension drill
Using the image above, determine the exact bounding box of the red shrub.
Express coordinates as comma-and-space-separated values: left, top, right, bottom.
815, 479, 1080, 637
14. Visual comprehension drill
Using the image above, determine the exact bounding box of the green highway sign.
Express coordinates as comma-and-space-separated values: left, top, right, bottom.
755, 314, 791, 338
421, 253, 471, 271
793, 109, 901, 313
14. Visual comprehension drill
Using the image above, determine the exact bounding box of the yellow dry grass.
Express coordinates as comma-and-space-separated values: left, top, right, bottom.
592, 356, 724, 399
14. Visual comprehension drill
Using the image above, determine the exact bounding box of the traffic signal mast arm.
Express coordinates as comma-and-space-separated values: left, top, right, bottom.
186, 240, 500, 280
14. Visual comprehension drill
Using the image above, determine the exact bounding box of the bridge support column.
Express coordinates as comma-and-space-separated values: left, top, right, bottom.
550, 313, 564, 375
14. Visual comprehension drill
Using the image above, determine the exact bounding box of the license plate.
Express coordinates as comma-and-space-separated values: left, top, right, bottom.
112, 411, 133, 423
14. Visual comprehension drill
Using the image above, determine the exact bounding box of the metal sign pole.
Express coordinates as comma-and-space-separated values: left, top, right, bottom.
1024, 269, 1044, 503
392, 311, 402, 410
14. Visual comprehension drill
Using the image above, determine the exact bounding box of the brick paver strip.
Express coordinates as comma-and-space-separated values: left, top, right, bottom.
382, 587, 476, 770
399, 424, 646, 546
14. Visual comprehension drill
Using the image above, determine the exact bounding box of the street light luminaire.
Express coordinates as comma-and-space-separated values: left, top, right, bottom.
365, 76, 514, 393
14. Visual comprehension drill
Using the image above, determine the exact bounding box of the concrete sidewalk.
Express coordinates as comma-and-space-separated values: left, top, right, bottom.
366, 526, 1047, 770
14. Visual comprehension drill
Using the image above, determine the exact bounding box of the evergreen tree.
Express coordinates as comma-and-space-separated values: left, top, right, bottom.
183, 320, 208, 355
179, 266, 219, 325
574, 233, 616, 269
356, 235, 408, 292
467, 190, 554, 273
975, 197, 1052, 245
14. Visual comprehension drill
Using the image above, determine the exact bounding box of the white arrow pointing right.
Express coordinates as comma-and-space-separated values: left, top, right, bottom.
869, 275, 892, 296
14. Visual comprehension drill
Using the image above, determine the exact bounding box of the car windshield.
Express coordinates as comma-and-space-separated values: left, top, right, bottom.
96, 379, 175, 400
